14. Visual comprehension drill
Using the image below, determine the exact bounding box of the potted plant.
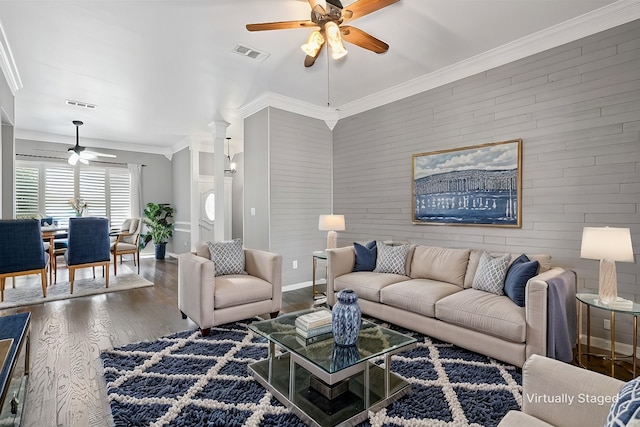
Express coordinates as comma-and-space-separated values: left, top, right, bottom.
141, 203, 174, 260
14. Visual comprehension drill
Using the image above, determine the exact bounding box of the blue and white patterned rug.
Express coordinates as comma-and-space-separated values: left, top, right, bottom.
101, 319, 522, 426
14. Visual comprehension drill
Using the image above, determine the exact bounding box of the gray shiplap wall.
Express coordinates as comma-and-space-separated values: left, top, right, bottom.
332, 20, 640, 343
269, 108, 332, 285
244, 109, 270, 251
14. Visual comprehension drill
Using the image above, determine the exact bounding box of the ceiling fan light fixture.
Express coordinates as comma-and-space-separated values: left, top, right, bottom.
68, 152, 79, 166
224, 137, 236, 174
325, 21, 348, 60
301, 30, 325, 57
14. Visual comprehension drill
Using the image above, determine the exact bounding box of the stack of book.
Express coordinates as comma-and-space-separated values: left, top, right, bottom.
295, 310, 333, 345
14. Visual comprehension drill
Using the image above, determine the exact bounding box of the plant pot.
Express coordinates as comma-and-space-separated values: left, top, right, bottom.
154, 243, 167, 260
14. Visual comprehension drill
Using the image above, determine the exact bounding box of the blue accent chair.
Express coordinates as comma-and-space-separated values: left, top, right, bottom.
0, 219, 48, 301
39, 217, 53, 227
64, 217, 110, 294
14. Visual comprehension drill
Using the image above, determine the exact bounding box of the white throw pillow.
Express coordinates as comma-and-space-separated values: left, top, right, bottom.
472, 251, 510, 295
206, 239, 247, 277
373, 241, 410, 275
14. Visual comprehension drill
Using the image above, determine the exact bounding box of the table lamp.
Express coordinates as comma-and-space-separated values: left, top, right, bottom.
318, 214, 345, 249
580, 226, 634, 304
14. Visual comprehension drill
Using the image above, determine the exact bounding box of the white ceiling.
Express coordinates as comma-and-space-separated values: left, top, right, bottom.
0, 0, 636, 157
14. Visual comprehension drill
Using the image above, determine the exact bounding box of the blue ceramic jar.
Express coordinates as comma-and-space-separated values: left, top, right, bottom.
332, 289, 362, 346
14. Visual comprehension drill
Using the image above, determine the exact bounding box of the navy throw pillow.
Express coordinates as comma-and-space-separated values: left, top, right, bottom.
353, 241, 377, 272
504, 254, 539, 307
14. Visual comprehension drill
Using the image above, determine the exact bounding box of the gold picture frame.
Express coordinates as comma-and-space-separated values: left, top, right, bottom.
412, 139, 522, 227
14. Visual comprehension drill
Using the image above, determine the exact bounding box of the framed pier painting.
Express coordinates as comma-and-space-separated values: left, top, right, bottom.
412, 139, 522, 227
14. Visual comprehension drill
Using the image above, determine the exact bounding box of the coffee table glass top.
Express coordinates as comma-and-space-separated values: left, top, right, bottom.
249, 308, 416, 374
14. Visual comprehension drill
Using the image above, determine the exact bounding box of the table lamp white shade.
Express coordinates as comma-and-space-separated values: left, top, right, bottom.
318, 214, 345, 249
580, 226, 634, 304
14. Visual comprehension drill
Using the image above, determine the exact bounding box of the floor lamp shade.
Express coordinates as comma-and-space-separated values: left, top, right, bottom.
580, 227, 634, 304
319, 215, 345, 249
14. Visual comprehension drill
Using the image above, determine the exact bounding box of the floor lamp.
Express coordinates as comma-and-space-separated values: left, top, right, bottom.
319, 215, 345, 249
580, 226, 634, 304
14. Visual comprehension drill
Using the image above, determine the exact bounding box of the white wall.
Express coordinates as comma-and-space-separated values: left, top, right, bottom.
332, 20, 640, 344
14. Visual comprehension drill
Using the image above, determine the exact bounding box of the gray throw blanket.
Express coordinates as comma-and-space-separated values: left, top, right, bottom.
546, 270, 577, 362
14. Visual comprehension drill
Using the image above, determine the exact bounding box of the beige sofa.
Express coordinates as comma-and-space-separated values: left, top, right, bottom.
326, 244, 572, 367
498, 354, 624, 427
178, 243, 282, 336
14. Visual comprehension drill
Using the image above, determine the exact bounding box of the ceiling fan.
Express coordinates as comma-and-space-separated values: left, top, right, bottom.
246, 0, 399, 67
68, 120, 116, 165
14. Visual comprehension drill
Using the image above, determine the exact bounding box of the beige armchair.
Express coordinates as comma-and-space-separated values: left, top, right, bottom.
498, 354, 624, 427
178, 242, 282, 336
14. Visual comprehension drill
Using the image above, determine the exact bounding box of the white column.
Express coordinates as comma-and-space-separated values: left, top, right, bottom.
209, 120, 230, 241
189, 138, 200, 250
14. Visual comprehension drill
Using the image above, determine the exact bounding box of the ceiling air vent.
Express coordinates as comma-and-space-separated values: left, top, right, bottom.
66, 99, 97, 110
232, 43, 270, 62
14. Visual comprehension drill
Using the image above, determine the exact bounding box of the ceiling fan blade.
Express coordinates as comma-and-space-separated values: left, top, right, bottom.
342, 0, 399, 22
246, 20, 318, 31
79, 151, 97, 160
340, 25, 389, 53
84, 150, 116, 158
304, 40, 325, 67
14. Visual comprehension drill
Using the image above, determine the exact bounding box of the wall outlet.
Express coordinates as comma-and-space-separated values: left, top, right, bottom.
604, 319, 611, 330
292, 260, 298, 269
250, 208, 256, 216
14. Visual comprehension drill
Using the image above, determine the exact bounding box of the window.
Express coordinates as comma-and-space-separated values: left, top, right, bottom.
15, 160, 131, 227
15, 165, 40, 217
45, 166, 75, 220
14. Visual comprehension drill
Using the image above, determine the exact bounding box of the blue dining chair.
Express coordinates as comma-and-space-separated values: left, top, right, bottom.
64, 217, 110, 294
0, 219, 48, 301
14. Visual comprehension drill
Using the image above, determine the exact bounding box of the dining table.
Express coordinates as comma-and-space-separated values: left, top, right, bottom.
41, 225, 68, 285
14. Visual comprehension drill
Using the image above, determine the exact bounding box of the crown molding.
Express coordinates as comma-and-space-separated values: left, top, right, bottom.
0, 19, 22, 95
239, 0, 640, 125
15, 129, 173, 157
171, 135, 192, 155
337, 0, 640, 119
238, 91, 340, 129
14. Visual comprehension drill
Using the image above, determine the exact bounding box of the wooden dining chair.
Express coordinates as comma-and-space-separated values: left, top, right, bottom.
110, 217, 141, 275
64, 217, 110, 294
0, 219, 48, 301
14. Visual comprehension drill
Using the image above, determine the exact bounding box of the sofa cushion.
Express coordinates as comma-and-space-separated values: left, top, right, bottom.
374, 242, 411, 275
334, 271, 410, 302
472, 252, 510, 295
380, 279, 462, 318
214, 275, 273, 309
410, 246, 470, 287
523, 254, 551, 273
353, 241, 377, 272
206, 239, 247, 276
436, 289, 526, 343
498, 411, 554, 427
464, 251, 553, 289
504, 254, 540, 307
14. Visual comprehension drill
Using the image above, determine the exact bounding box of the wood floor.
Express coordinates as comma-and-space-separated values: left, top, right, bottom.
5, 256, 317, 427
4, 259, 633, 426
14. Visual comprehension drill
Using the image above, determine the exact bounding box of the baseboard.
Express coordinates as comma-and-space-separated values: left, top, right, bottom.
283, 279, 327, 292
578, 334, 639, 357
283, 281, 312, 292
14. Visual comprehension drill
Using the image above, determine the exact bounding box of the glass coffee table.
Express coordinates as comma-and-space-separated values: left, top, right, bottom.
248, 308, 416, 427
